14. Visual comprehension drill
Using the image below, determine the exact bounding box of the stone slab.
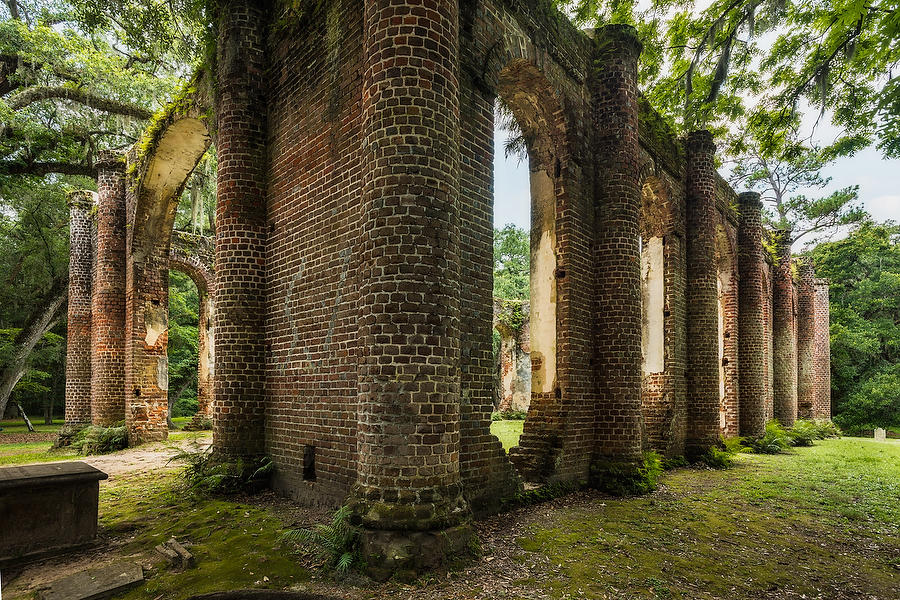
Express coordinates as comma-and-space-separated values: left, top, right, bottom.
874, 427, 887, 441
39, 561, 143, 600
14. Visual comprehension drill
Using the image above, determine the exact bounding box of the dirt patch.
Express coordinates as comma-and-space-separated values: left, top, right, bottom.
0, 432, 56, 444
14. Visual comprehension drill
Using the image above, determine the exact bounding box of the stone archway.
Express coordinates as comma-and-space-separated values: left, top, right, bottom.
124, 74, 213, 444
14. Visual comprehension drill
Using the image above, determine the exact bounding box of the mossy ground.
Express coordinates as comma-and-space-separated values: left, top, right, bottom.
105, 470, 311, 599
512, 438, 900, 599
490, 419, 524, 452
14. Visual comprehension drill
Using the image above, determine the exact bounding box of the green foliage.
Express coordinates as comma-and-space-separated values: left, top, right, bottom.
697, 445, 735, 469
502, 479, 583, 510
788, 419, 819, 447
168, 270, 199, 414
172, 446, 274, 495
744, 420, 793, 454
591, 451, 663, 496
493, 224, 529, 301
492, 409, 528, 421
810, 221, 900, 430
661, 455, 689, 470
282, 505, 358, 578
58, 424, 128, 454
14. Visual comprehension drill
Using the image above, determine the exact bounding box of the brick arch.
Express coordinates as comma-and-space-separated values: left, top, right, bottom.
123, 73, 213, 444
715, 218, 740, 436
168, 234, 216, 431
638, 173, 684, 453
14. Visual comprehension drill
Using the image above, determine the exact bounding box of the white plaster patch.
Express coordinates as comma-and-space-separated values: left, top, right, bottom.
530, 169, 557, 394
641, 236, 665, 374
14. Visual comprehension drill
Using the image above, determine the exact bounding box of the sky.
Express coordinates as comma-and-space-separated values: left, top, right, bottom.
492, 126, 900, 244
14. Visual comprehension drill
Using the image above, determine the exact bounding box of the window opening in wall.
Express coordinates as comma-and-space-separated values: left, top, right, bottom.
303, 445, 316, 481
490, 90, 557, 458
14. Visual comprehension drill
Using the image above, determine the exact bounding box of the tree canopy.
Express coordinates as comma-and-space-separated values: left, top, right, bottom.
810, 219, 900, 431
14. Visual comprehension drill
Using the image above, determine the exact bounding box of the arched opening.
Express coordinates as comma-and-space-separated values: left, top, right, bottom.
639, 176, 671, 450
488, 59, 567, 480
715, 224, 739, 436
125, 111, 212, 444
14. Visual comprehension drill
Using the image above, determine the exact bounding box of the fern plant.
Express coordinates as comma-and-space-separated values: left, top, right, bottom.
282, 505, 358, 577
170, 444, 273, 495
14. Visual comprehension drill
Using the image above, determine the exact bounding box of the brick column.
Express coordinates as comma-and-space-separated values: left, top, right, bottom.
813, 279, 831, 418
91, 152, 127, 426
772, 231, 797, 425
65, 190, 96, 424
796, 259, 816, 419
591, 25, 644, 469
684, 130, 720, 455
212, 0, 268, 458
737, 192, 766, 437
350, 0, 470, 577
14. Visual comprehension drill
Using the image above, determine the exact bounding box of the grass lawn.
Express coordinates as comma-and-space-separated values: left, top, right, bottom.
514, 437, 900, 599
491, 419, 524, 452
0, 418, 65, 434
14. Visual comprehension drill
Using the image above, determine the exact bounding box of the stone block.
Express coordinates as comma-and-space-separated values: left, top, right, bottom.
0, 461, 107, 562
38, 561, 143, 600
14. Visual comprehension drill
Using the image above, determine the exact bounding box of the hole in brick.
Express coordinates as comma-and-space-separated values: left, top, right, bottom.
555, 268, 566, 279
554, 158, 561, 178
151, 299, 160, 306
722, 358, 729, 366
133, 388, 141, 397
303, 445, 316, 481
663, 310, 671, 318
554, 387, 561, 399
724, 332, 730, 339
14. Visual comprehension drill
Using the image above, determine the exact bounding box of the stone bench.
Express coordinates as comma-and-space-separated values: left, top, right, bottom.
0, 461, 108, 562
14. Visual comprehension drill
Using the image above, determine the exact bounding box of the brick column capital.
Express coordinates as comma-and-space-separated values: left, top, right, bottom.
66, 189, 96, 210
686, 130, 716, 155
738, 191, 762, 210
594, 24, 642, 58
95, 150, 126, 173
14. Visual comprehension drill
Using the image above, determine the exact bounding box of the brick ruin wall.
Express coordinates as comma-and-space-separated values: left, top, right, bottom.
62, 0, 836, 571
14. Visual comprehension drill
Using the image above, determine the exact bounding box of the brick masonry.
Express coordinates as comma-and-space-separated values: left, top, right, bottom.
62, 0, 834, 575
813, 278, 831, 419
91, 152, 127, 427
796, 260, 816, 419
737, 192, 766, 436
65, 191, 96, 424
684, 131, 721, 455
772, 232, 798, 426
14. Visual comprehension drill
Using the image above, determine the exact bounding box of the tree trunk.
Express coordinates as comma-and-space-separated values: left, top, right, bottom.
16, 401, 34, 432
7, 1, 19, 20
0, 277, 67, 419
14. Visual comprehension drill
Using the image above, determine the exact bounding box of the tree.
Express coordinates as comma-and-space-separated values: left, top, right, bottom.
810, 219, 900, 431
494, 224, 529, 301
167, 270, 199, 426
728, 129, 866, 247
559, 0, 900, 157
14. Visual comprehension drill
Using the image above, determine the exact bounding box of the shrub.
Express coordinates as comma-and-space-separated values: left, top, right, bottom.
744, 420, 792, 454
662, 455, 689, 470
282, 505, 358, 577
788, 419, 818, 447
491, 409, 527, 421
812, 419, 842, 439
58, 424, 128, 455
698, 445, 735, 469
722, 436, 751, 454
171, 445, 273, 495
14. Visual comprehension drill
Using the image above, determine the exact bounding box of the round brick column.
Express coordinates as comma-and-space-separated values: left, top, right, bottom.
737, 192, 766, 437
212, 0, 268, 458
91, 152, 127, 426
684, 130, 721, 455
65, 190, 96, 424
772, 231, 797, 425
813, 279, 831, 419
591, 25, 644, 468
350, 0, 470, 577
796, 259, 816, 419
